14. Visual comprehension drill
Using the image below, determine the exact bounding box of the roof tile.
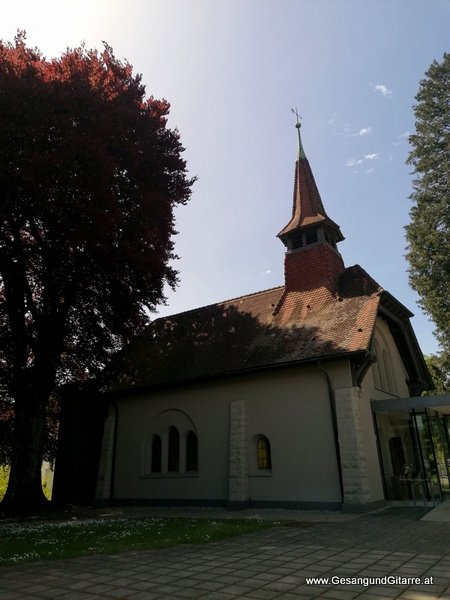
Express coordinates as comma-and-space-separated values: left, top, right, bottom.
106, 265, 383, 392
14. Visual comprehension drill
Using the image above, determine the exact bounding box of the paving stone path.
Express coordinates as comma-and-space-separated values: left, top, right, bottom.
1, 508, 449, 599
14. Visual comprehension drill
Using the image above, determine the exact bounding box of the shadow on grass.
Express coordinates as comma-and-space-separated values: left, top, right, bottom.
0, 517, 275, 566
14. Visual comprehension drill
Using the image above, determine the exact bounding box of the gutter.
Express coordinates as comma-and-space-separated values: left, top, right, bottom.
104, 349, 370, 399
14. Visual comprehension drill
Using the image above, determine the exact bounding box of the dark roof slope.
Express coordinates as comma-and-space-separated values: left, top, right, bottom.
105, 264, 386, 392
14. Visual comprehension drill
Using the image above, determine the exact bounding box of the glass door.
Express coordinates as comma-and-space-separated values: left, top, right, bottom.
374, 410, 429, 502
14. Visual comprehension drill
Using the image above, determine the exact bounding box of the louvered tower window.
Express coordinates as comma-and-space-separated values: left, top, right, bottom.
291, 231, 303, 249
304, 229, 318, 245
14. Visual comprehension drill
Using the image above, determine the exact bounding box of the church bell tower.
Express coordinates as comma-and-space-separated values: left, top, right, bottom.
278, 118, 345, 293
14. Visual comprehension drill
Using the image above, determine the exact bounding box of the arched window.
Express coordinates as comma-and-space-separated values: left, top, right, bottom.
373, 333, 398, 395
257, 436, 272, 470
373, 340, 382, 389
151, 435, 162, 473
185, 432, 198, 472
168, 427, 179, 472
382, 348, 397, 394
381, 348, 390, 391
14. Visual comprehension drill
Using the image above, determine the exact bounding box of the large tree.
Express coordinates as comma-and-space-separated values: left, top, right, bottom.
424, 354, 450, 395
0, 34, 194, 513
406, 53, 450, 354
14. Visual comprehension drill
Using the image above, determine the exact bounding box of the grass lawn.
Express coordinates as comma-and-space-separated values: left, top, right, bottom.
0, 516, 272, 566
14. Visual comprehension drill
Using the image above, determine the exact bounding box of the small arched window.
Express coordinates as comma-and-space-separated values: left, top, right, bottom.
382, 348, 397, 394
185, 432, 198, 472
373, 340, 382, 389
257, 436, 272, 470
168, 427, 179, 472
151, 435, 162, 473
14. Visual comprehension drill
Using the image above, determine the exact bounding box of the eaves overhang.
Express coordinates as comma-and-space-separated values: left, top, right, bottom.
377, 291, 432, 392
371, 393, 450, 413
102, 348, 369, 399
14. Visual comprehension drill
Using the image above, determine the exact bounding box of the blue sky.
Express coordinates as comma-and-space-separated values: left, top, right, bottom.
2, 0, 449, 355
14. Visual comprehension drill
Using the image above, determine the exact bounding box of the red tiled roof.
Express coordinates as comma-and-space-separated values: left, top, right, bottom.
106, 264, 383, 392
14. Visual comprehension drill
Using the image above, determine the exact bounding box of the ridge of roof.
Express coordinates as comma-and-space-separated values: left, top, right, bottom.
152, 285, 285, 323
152, 264, 384, 327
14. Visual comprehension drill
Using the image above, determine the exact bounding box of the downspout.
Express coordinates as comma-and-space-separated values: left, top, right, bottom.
316, 362, 344, 502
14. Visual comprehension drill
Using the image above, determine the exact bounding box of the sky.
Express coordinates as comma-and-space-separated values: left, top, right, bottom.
2, 0, 449, 356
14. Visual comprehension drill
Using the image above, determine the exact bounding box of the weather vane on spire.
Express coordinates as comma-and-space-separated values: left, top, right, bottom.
291, 107, 302, 128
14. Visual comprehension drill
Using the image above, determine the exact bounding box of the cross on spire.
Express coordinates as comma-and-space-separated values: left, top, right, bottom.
291, 107, 302, 127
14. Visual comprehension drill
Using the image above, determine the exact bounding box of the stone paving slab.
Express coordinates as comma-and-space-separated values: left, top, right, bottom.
1, 508, 450, 599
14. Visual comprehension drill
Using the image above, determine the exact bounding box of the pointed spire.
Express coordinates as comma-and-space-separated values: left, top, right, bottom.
292, 108, 306, 159
277, 118, 344, 246
296, 121, 306, 159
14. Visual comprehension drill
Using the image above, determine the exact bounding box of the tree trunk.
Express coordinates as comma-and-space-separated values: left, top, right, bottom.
1, 393, 50, 514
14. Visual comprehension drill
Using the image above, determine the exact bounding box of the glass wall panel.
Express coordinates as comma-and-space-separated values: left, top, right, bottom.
426, 410, 450, 497
374, 410, 427, 501
374, 407, 450, 502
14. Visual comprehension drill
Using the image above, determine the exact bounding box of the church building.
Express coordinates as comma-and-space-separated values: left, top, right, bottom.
92, 122, 447, 513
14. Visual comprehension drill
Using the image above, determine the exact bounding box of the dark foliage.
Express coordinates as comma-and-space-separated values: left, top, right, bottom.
423, 354, 450, 395
406, 53, 450, 355
0, 33, 194, 512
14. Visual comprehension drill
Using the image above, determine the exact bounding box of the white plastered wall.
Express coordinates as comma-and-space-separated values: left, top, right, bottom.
99, 316, 419, 510
109, 363, 345, 506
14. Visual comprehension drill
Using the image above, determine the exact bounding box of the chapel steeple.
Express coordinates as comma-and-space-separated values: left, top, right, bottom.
278, 118, 345, 293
